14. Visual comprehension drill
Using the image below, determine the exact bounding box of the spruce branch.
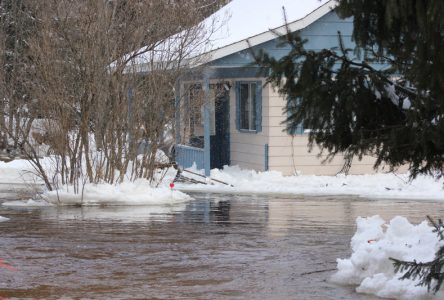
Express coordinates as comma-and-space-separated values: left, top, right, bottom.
390, 216, 444, 294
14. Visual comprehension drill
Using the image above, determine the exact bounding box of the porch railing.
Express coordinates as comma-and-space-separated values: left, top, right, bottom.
175, 144, 204, 170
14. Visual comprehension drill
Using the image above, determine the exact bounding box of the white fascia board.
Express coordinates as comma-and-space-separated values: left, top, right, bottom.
194, 1, 336, 67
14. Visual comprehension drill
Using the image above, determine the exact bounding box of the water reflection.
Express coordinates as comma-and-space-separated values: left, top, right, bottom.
212, 200, 231, 222
176, 194, 269, 226
0, 193, 443, 300
40, 203, 187, 222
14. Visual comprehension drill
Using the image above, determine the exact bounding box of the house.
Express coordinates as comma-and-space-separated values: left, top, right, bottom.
171, 0, 389, 176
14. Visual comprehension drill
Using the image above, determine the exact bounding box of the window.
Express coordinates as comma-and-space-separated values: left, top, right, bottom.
185, 84, 215, 141
287, 97, 303, 135
236, 81, 262, 133
287, 97, 310, 135
188, 84, 203, 135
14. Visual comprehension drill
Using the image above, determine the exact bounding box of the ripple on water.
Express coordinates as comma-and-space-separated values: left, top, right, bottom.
1, 193, 443, 299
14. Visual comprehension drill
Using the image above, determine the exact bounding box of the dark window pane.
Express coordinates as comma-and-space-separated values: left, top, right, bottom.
240, 83, 249, 130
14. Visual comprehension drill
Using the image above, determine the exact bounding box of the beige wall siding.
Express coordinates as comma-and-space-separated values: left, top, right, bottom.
231, 134, 268, 146
231, 151, 264, 165
230, 161, 265, 171
228, 78, 268, 171
264, 106, 286, 118
207, 78, 403, 176
265, 84, 396, 176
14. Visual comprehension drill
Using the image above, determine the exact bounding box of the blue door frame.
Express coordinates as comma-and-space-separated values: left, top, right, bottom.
210, 87, 230, 169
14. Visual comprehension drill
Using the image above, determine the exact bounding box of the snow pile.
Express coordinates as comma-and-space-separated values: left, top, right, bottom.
332, 216, 444, 299
175, 166, 444, 200
0, 159, 43, 184
42, 179, 191, 206
0, 216, 9, 222
0, 157, 191, 207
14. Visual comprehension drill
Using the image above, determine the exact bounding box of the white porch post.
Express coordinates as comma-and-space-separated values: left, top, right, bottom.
203, 75, 211, 177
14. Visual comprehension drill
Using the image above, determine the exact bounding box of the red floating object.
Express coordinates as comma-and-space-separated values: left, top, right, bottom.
169, 182, 175, 189
0, 259, 17, 271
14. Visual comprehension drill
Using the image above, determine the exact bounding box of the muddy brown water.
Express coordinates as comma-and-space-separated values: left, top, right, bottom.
1, 189, 444, 300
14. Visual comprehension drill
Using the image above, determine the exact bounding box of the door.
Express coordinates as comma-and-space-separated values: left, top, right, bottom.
210, 90, 230, 169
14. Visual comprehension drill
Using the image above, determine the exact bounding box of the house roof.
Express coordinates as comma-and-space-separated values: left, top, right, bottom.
128, 0, 336, 72
198, 0, 336, 65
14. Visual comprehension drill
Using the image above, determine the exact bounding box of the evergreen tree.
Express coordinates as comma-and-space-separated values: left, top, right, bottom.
255, 0, 444, 178
255, 0, 444, 293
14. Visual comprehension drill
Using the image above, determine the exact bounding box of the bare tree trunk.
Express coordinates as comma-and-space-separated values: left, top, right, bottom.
0, 0, 226, 193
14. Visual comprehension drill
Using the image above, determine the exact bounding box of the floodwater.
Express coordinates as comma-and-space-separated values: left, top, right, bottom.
1, 187, 444, 300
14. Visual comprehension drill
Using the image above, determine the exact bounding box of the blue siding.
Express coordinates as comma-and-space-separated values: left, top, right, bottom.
182, 67, 267, 81
318, 12, 353, 23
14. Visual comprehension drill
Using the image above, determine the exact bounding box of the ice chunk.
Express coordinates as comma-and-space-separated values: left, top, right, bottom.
332, 216, 444, 299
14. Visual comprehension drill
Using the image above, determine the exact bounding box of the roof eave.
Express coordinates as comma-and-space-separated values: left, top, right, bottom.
192, 0, 336, 68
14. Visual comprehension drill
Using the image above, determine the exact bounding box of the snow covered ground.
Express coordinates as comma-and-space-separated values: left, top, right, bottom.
332, 216, 444, 299
42, 180, 191, 206
0, 215, 9, 222
0, 158, 191, 206
0, 159, 42, 184
2, 199, 49, 207
0, 159, 443, 206
175, 166, 444, 201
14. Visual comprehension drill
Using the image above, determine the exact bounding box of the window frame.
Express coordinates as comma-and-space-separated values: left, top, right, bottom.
235, 81, 262, 133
